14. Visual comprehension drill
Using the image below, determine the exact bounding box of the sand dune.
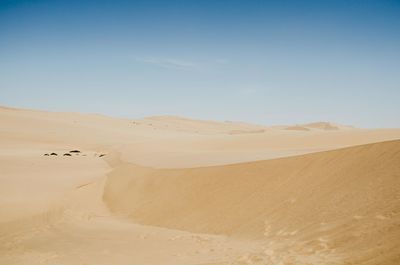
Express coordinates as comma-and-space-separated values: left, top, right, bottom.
283, 122, 354, 131
104, 140, 400, 264
1, 106, 400, 264
302, 122, 341, 130
139, 115, 267, 134
284, 125, 311, 131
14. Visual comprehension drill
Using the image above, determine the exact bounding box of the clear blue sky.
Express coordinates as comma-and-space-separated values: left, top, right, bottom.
1, 0, 399, 127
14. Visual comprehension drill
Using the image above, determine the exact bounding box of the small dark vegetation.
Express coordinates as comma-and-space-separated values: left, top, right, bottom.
50, 153, 58, 156
63, 153, 72, 156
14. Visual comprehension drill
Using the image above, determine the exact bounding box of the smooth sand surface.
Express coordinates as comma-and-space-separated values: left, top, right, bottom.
1, 106, 400, 264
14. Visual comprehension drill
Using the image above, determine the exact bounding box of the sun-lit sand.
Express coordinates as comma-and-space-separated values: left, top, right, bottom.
1, 106, 400, 264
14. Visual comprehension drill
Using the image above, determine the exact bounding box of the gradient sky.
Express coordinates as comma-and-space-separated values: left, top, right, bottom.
1, 0, 399, 127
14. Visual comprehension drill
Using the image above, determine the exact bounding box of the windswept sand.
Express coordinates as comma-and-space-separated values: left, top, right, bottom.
1, 106, 400, 264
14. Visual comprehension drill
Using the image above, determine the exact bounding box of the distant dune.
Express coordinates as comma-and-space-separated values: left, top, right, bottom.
1, 106, 400, 265
284, 125, 311, 131
1, 106, 400, 168
283, 121, 354, 131
138, 115, 268, 134
302, 122, 340, 130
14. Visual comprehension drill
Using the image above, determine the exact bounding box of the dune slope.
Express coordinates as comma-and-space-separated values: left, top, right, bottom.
104, 140, 400, 264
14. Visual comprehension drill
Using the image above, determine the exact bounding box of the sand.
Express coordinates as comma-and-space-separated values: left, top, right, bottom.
1, 106, 400, 264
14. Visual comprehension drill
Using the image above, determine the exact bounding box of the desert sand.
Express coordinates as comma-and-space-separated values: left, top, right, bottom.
1, 106, 400, 265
